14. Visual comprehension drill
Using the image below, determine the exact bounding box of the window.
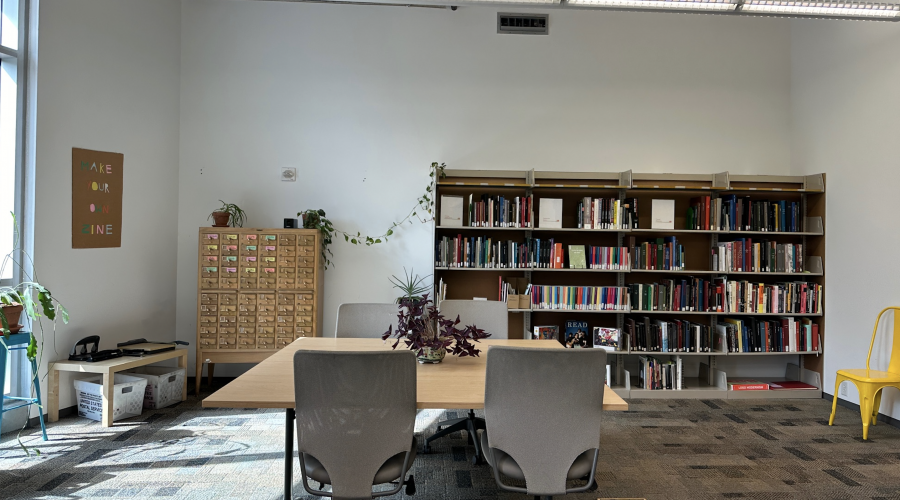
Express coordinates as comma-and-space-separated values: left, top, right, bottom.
1, 0, 28, 401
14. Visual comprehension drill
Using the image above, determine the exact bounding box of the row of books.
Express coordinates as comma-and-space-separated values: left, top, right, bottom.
435, 236, 530, 269
718, 317, 820, 353
685, 196, 804, 232
576, 197, 639, 230
638, 355, 683, 390
629, 236, 685, 271
461, 194, 533, 228
625, 317, 714, 353
531, 285, 629, 311
711, 240, 804, 273
628, 279, 822, 315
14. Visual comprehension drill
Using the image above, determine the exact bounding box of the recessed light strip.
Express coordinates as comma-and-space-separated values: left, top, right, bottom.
740, 0, 900, 18
567, 0, 737, 10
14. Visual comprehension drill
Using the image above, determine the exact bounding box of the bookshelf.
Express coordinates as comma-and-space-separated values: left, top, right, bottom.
434, 170, 825, 401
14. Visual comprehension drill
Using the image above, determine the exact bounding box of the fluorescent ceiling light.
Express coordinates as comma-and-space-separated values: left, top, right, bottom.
567, 0, 737, 10
741, 0, 900, 17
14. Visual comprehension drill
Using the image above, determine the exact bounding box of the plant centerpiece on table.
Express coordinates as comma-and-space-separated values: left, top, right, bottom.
208, 200, 247, 228
298, 161, 446, 269
389, 268, 431, 304
383, 294, 490, 364
0, 212, 69, 455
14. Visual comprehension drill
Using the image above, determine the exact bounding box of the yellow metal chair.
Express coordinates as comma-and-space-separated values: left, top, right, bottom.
829, 306, 900, 440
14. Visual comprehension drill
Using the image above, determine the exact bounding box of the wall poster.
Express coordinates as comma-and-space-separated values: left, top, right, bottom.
72, 148, 123, 248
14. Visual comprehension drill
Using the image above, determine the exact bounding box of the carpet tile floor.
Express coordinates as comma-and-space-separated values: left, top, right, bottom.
2, 397, 900, 499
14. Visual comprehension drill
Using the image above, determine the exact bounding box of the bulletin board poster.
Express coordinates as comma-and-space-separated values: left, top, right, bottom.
72, 148, 123, 248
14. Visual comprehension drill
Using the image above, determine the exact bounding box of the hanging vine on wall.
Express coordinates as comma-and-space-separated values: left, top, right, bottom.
299, 162, 446, 269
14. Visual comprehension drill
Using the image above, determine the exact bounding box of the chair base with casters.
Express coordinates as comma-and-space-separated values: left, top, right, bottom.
479, 431, 598, 500
424, 409, 485, 464
829, 370, 900, 440
299, 437, 418, 498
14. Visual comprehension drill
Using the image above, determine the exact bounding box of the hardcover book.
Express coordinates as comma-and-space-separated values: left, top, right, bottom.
593, 327, 620, 351
532, 325, 559, 341
440, 195, 463, 228
568, 245, 587, 269
564, 320, 589, 348
651, 199, 675, 230
727, 378, 770, 390
539, 198, 563, 229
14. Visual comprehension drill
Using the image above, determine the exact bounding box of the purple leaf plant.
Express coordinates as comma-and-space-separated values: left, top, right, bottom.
382, 294, 491, 358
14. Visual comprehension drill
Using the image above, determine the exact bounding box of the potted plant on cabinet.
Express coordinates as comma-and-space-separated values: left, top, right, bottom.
382, 294, 489, 364
208, 200, 247, 228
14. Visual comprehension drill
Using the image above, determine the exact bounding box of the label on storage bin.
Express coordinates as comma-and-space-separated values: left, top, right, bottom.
78, 391, 103, 417
265, 246, 275, 251
245, 246, 257, 251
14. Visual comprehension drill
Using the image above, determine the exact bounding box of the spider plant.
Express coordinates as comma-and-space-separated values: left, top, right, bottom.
208, 200, 247, 228
389, 268, 431, 303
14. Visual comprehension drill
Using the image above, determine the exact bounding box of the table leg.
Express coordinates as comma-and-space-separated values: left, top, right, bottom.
207, 363, 215, 388
101, 370, 114, 428
194, 355, 203, 396
178, 352, 187, 401
285, 408, 295, 500
48, 368, 60, 423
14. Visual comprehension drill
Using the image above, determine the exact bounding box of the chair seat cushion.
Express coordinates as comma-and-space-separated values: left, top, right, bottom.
480, 431, 594, 481
303, 437, 417, 485
838, 369, 900, 383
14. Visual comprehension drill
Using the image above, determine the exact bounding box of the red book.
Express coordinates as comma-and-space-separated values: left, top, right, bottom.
555, 243, 563, 269
768, 381, 817, 390
704, 195, 710, 230
728, 379, 770, 391
812, 323, 820, 352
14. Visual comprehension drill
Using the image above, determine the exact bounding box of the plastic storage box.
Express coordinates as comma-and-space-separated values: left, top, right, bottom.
74, 374, 148, 422
126, 366, 185, 409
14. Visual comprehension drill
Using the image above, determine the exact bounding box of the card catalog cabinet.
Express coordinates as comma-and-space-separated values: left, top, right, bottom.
195, 228, 324, 394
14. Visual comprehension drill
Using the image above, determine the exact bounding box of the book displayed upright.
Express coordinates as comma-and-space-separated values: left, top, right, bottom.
593, 327, 620, 351
651, 199, 675, 230
539, 198, 563, 228
440, 195, 464, 227
564, 320, 589, 348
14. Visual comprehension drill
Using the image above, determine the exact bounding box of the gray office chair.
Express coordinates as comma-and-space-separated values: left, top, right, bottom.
424, 299, 508, 463
293, 350, 417, 499
335, 303, 399, 338
480, 347, 606, 500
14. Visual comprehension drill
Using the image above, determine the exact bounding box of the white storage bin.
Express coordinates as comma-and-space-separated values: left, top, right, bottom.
126, 366, 185, 409
74, 374, 148, 422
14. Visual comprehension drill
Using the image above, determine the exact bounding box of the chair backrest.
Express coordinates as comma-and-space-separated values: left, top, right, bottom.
438, 300, 508, 339
293, 350, 416, 499
335, 303, 399, 338
868, 307, 900, 374
484, 346, 606, 496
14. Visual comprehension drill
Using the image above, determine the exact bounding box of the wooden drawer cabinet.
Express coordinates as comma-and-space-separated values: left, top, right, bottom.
196, 227, 324, 394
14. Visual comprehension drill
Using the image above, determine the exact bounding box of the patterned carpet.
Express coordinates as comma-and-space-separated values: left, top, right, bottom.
1, 396, 900, 500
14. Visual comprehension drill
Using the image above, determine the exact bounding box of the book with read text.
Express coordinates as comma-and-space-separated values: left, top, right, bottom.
564, 320, 589, 348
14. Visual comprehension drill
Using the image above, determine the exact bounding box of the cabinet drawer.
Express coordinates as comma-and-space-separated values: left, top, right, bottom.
200, 326, 217, 335
199, 304, 218, 315
218, 337, 236, 349
219, 326, 236, 335
201, 267, 219, 279
238, 304, 257, 314
201, 278, 219, 289
260, 256, 277, 266
239, 294, 257, 305
240, 245, 258, 257
201, 293, 218, 304
277, 278, 296, 288
201, 244, 219, 256
238, 315, 256, 325
297, 256, 316, 268
222, 233, 239, 244
277, 304, 295, 314
219, 277, 238, 289
221, 244, 239, 256
277, 246, 296, 257
221, 255, 239, 266
241, 256, 258, 267
298, 235, 315, 246
237, 337, 256, 347
258, 294, 276, 305
278, 267, 296, 277
239, 277, 258, 290
257, 315, 275, 326
297, 245, 315, 257
219, 304, 237, 314
297, 267, 314, 278
276, 326, 293, 336
218, 294, 237, 306
277, 256, 296, 267
242, 233, 258, 243
295, 326, 314, 336
295, 315, 313, 326
257, 337, 274, 348
296, 293, 314, 304
219, 316, 236, 326
277, 315, 295, 325
296, 278, 315, 289
202, 255, 219, 266
260, 245, 277, 257
259, 276, 277, 288
258, 326, 274, 335
199, 316, 217, 325
278, 234, 296, 247
199, 337, 217, 347
296, 304, 314, 314
202, 233, 220, 244
275, 338, 292, 349
237, 325, 256, 335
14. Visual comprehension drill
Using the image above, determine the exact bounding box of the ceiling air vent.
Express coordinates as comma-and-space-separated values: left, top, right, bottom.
497, 13, 549, 35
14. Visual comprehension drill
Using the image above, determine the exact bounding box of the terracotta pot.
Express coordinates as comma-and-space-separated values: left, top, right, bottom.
211, 211, 230, 227
1, 303, 24, 333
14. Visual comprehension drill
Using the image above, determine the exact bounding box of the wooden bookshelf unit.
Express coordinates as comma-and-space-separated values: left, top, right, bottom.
434, 170, 825, 400
195, 228, 324, 395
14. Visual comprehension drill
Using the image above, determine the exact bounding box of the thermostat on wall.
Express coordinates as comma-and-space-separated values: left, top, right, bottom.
281, 167, 297, 182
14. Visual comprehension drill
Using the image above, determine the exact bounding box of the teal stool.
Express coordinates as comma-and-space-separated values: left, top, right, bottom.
0, 331, 48, 440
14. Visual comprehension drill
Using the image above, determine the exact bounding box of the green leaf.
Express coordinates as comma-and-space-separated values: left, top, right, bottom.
386, 229, 393, 236
26, 334, 37, 360
374, 239, 381, 244
22, 292, 35, 320
351, 239, 357, 244
0, 308, 9, 336
59, 305, 69, 324
344, 234, 349, 242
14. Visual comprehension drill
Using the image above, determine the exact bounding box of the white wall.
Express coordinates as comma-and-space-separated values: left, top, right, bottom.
176, 0, 793, 375
791, 21, 900, 417
33, 0, 181, 410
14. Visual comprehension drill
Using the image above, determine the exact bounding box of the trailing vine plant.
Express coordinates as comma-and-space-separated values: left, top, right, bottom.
299, 162, 446, 268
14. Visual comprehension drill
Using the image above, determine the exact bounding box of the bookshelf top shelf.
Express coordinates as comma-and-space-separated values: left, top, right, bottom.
435, 267, 822, 277
437, 225, 824, 237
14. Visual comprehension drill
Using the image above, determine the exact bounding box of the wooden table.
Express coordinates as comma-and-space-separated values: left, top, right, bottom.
48, 348, 188, 427
204, 338, 627, 499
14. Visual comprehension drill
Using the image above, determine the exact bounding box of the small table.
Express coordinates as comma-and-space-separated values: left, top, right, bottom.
204, 338, 628, 499
48, 348, 188, 427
